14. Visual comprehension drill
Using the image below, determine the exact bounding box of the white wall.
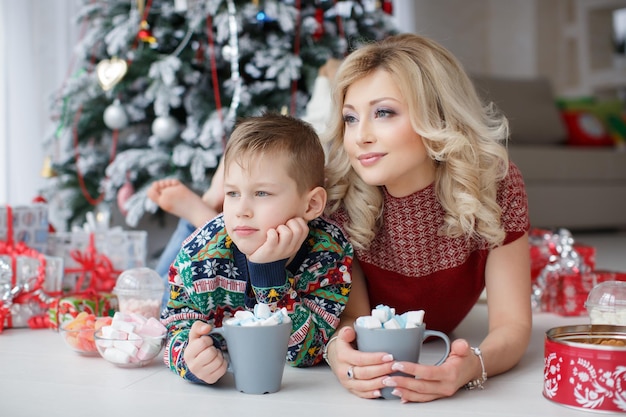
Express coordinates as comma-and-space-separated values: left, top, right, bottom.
0, 0, 78, 206
0, 3, 7, 204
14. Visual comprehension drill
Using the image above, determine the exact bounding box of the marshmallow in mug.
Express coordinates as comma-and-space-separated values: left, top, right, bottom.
356, 304, 425, 329
226, 303, 292, 327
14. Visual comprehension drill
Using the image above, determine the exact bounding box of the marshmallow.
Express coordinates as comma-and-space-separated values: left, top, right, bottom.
96, 311, 167, 366
227, 304, 291, 327
136, 317, 167, 338
111, 319, 136, 334
103, 347, 132, 364
137, 339, 163, 361
234, 310, 255, 321
355, 316, 382, 329
101, 325, 125, 339
382, 318, 402, 329
402, 310, 425, 327
254, 303, 272, 319
357, 305, 427, 330
372, 304, 395, 323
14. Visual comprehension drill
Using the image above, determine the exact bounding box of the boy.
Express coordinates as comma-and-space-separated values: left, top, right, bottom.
161, 113, 353, 385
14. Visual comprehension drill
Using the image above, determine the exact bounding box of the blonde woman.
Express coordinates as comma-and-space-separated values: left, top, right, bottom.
322, 33, 531, 402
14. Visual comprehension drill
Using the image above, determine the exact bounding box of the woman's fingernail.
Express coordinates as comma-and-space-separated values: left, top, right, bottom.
382, 354, 394, 362
392, 389, 402, 397
391, 362, 404, 371
382, 377, 397, 387
373, 390, 382, 398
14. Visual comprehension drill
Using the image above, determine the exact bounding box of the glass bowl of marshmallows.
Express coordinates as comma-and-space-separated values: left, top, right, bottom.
94, 311, 166, 367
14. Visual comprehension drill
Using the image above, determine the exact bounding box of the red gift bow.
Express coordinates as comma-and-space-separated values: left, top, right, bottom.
64, 233, 120, 294
0, 206, 48, 333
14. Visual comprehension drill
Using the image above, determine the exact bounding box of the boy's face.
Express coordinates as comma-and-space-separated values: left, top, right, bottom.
222, 152, 310, 257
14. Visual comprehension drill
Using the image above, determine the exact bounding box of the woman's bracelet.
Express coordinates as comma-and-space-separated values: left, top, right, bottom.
464, 346, 487, 390
322, 335, 340, 365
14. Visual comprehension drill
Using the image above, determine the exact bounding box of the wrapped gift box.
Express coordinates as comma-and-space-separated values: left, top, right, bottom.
47, 229, 147, 294
0, 204, 49, 254
48, 292, 118, 330
531, 228, 597, 316
529, 228, 596, 284
0, 204, 64, 332
539, 268, 597, 316
0, 254, 64, 331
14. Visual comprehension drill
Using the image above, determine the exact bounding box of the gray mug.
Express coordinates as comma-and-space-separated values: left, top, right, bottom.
354, 323, 451, 399
210, 319, 292, 394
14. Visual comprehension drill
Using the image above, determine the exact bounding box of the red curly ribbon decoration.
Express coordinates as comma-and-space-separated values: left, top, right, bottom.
64, 233, 120, 294
0, 206, 48, 333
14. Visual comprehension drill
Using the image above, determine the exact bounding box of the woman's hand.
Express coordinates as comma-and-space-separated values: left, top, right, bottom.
326, 325, 395, 399
380, 339, 478, 403
184, 321, 228, 384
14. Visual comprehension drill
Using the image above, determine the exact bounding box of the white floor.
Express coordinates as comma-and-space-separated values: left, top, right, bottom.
571, 230, 626, 272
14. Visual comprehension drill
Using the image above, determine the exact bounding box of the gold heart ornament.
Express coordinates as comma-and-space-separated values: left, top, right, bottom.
96, 57, 128, 91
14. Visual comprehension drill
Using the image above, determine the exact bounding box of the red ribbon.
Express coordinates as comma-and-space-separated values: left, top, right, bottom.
0, 206, 48, 333
64, 233, 119, 294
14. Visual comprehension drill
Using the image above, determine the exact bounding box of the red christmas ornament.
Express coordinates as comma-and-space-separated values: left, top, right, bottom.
382, 0, 393, 15
313, 7, 324, 41
117, 181, 135, 216
137, 20, 157, 45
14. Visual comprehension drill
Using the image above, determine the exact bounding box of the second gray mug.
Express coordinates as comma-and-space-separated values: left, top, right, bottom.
354, 323, 451, 399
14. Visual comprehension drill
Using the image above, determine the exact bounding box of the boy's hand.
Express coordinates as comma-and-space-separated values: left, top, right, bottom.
247, 217, 309, 264
184, 321, 228, 384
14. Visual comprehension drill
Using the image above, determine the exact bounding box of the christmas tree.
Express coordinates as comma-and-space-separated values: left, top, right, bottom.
41, 0, 397, 230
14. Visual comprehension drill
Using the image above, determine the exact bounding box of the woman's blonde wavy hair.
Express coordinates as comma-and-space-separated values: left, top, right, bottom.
324, 33, 510, 250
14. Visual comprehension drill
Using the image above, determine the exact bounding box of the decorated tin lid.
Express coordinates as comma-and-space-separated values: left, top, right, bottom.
585, 281, 626, 325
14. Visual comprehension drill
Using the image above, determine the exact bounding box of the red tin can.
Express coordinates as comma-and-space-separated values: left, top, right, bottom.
544, 325, 626, 413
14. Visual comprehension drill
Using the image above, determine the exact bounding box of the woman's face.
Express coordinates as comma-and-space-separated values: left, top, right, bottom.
342, 69, 436, 197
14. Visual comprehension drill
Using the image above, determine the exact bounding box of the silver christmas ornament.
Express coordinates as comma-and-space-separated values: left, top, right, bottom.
103, 99, 129, 130
151, 116, 179, 141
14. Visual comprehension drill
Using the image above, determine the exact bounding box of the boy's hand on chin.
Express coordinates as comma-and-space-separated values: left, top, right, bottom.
248, 217, 309, 264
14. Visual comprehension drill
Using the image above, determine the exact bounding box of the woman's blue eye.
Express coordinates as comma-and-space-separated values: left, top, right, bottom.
343, 114, 357, 124
375, 108, 394, 118
225, 191, 239, 197
255, 191, 269, 197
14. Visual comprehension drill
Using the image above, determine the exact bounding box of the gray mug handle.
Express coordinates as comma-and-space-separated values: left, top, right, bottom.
423, 330, 451, 366
208, 326, 233, 372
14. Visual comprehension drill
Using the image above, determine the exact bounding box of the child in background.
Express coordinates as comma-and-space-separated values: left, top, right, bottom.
161, 113, 354, 385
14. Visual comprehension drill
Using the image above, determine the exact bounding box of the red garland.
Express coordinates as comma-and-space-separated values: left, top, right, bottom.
0, 206, 48, 333
205, 12, 226, 149
73, 106, 119, 206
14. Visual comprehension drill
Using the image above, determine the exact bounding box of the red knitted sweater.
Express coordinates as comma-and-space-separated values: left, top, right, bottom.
331, 163, 529, 334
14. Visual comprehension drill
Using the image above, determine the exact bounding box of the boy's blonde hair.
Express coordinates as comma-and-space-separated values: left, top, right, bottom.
224, 112, 325, 194
324, 34, 510, 250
